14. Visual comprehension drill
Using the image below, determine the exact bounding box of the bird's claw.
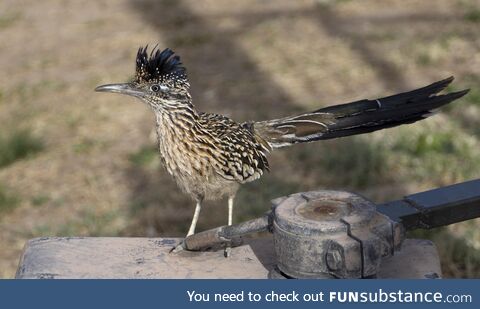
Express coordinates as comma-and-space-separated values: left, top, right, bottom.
224, 246, 231, 258
170, 241, 186, 253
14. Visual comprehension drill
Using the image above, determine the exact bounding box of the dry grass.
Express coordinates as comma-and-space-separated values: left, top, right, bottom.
0, 0, 479, 278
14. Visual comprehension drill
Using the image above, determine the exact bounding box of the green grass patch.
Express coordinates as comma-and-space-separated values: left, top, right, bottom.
464, 87, 480, 106
391, 125, 480, 182
73, 139, 96, 154
394, 132, 457, 157
57, 209, 121, 236
320, 137, 390, 188
237, 176, 302, 222
0, 129, 44, 168
31, 194, 50, 207
0, 12, 21, 30
447, 83, 480, 106
0, 184, 20, 214
465, 9, 480, 23
129, 146, 158, 167
416, 53, 432, 66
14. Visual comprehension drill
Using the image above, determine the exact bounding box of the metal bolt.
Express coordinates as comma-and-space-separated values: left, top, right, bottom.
326, 249, 343, 271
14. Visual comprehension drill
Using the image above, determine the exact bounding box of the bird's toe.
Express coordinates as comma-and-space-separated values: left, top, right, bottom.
224, 246, 231, 258
170, 241, 185, 253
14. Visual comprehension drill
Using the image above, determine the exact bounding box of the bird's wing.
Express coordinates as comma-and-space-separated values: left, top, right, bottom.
198, 113, 270, 183
252, 76, 469, 149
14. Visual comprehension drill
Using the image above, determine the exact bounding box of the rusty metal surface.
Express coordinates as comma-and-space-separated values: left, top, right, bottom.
15, 237, 441, 279
272, 191, 399, 279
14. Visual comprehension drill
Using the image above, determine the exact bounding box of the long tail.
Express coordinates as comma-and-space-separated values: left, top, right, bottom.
252, 76, 469, 149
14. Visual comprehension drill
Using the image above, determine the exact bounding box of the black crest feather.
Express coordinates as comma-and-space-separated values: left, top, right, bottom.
135, 46, 186, 83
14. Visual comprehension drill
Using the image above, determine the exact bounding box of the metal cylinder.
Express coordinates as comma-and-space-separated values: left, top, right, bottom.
272, 190, 398, 278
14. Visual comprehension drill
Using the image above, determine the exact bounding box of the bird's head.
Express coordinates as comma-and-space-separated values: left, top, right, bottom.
95, 46, 190, 111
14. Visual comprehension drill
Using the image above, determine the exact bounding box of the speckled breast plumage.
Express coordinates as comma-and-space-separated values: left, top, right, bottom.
155, 111, 270, 201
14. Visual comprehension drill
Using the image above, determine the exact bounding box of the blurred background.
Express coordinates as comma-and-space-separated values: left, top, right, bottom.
0, 0, 479, 278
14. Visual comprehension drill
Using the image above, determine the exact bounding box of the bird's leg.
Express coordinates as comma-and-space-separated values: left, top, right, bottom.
224, 195, 235, 257
172, 199, 202, 253
228, 195, 234, 226
187, 200, 202, 236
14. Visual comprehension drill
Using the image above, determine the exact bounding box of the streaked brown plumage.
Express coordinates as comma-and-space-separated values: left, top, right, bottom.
95, 46, 469, 253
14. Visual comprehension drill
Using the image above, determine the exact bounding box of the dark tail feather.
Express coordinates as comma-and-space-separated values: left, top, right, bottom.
253, 77, 469, 148
319, 87, 468, 139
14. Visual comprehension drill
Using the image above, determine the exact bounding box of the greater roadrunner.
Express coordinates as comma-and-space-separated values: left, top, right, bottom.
96, 46, 468, 253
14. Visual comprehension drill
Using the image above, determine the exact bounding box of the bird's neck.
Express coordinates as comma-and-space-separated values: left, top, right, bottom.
154, 97, 199, 136
153, 97, 202, 178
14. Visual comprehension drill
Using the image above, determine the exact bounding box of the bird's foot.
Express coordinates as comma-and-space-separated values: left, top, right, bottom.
170, 241, 186, 253
223, 237, 244, 257
224, 245, 231, 258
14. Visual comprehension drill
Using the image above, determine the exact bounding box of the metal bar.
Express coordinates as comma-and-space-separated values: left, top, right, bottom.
377, 179, 480, 230
222, 213, 271, 238
184, 213, 270, 251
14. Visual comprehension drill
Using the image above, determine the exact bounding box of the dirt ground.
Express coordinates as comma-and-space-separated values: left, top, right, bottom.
0, 0, 479, 278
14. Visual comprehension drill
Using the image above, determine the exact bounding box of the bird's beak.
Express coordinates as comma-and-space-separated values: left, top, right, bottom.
95, 83, 145, 98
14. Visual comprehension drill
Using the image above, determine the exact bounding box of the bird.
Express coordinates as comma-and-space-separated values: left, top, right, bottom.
95, 46, 469, 254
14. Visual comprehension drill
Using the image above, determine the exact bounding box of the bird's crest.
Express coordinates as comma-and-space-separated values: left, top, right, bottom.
135, 46, 187, 84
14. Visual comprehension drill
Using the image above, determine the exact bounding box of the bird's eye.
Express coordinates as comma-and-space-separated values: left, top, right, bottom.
150, 84, 160, 92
